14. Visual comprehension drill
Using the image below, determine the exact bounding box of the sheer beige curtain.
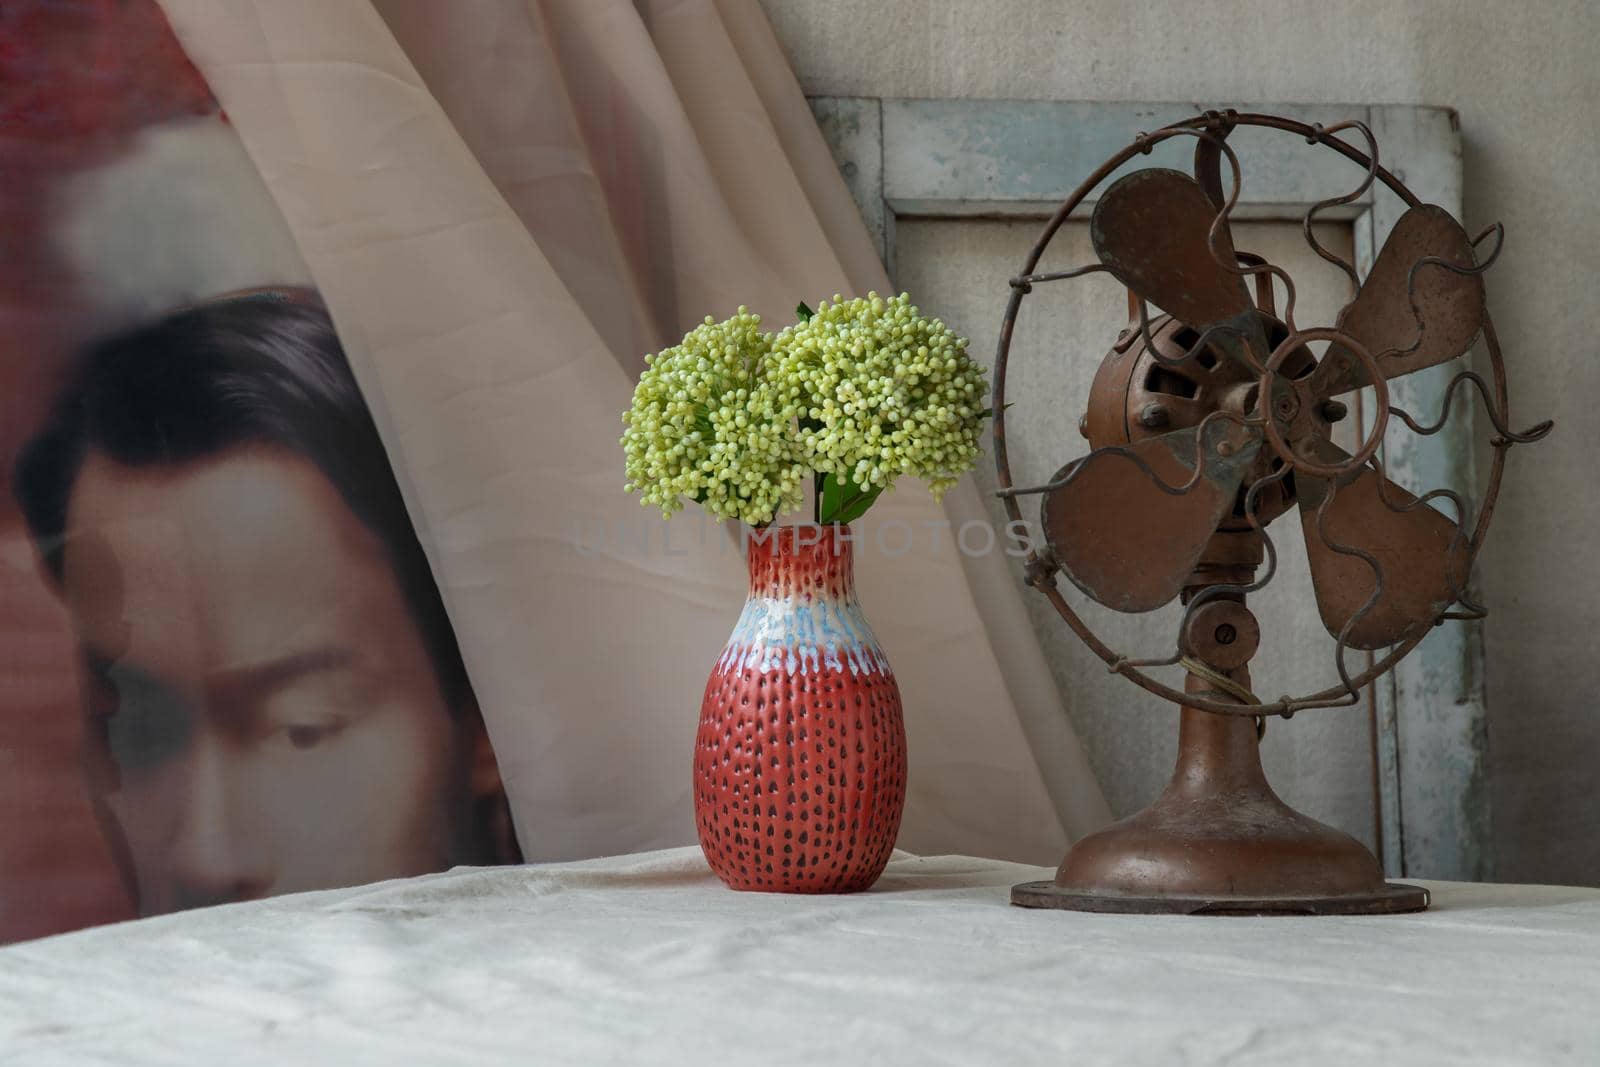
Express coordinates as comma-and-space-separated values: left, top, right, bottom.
152, 0, 1110, 862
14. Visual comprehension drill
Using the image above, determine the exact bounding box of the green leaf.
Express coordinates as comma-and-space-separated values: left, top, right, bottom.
818, 471, 886, 525
798, 416, 826, 523
796, 301, 814, 322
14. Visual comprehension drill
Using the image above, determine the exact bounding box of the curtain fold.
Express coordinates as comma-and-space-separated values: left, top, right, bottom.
152, 0, 1110, 862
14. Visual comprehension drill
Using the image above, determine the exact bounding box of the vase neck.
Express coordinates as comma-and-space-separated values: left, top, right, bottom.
723, 524, 886, 677
746, 525, 854, 601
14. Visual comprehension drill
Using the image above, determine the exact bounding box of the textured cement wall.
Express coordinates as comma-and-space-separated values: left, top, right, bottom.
761, 0, 1600, 884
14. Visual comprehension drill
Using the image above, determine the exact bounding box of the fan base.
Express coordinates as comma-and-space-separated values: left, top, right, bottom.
1010, 880, 1428, 915
1016, 696, 1428, 917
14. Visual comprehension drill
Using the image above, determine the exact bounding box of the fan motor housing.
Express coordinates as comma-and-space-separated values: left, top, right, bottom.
1081, 310, 1315, 527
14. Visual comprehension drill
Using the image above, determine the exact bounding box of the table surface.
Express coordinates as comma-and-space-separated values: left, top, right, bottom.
2, 848, 1597, 1066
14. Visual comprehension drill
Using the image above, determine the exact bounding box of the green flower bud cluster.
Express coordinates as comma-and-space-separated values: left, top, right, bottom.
622, 293, 987, 525
771, 292, 988, 499
621, 308, 806, 526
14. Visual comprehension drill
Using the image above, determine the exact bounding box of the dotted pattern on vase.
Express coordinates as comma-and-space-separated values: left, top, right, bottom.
694, 527, 907, 893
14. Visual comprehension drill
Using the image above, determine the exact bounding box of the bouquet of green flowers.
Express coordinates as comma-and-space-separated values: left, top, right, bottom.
622, 293, 989, 526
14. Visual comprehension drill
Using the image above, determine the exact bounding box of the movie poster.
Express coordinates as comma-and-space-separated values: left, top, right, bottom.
0, 1, 517, 942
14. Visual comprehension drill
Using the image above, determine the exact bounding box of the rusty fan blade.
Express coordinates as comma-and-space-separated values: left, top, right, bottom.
1040, 421, 1261, 613
1297, 438, 1467, 650
1091, 168, 1267, 365
1315, 205, 1485, 396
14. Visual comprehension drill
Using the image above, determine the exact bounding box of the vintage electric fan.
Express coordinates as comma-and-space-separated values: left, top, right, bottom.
993, 110, 1551, 915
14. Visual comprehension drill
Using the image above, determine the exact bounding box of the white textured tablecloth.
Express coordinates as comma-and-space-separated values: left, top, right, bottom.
2, 848, 1597, 1066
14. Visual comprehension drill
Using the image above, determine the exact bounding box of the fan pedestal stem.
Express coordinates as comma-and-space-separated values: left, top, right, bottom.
1171, 693, 1268, 797
1013, 665, 1429, 916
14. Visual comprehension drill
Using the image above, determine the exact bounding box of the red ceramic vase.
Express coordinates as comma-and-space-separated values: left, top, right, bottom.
694, 524, 907, 892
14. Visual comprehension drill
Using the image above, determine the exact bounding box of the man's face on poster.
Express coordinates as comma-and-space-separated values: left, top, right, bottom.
58, 445, 468, 915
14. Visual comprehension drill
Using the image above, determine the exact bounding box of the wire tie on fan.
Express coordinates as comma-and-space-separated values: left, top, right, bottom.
1179, 655, 1267, 739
